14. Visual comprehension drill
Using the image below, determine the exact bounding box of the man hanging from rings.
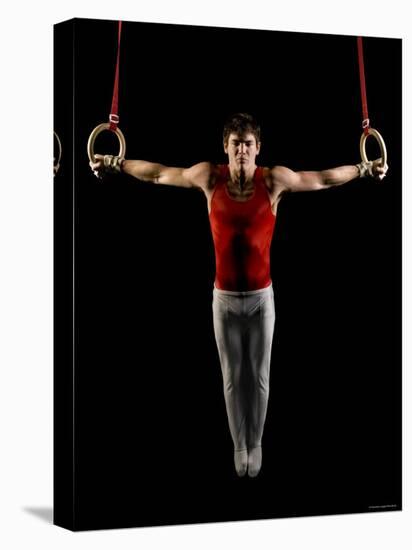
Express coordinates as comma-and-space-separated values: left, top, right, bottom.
89, 112, 388, 478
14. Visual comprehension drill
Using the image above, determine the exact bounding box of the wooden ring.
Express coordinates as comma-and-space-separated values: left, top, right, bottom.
360, 127, 387, 167
87, 123, 126, 164
54, 131, 62, 176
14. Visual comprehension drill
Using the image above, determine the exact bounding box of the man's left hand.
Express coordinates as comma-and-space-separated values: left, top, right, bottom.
372, 158, 389, 181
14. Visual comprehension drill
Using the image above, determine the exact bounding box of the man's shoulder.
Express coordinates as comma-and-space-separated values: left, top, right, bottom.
187, 161, 216, 173
264, 165, 296, 184
262, 165, 291, 176
259, 165, 275, 188
260, 165, 296, 195
184, 161, 220, 190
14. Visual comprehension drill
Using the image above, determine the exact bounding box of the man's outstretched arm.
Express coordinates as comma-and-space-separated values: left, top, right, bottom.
271, 160, 388, 193
90, 154, 212, 190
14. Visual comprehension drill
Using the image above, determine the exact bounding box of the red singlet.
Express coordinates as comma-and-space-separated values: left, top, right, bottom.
209, 165, 276, 291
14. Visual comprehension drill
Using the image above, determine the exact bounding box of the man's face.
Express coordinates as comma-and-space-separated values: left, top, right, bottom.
224, 132, 261, 169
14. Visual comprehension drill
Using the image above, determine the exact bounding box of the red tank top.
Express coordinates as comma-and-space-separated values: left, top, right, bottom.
209, 165, 276, 291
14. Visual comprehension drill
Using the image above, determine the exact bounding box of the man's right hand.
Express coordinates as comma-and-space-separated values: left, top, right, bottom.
89, 154, 124, 179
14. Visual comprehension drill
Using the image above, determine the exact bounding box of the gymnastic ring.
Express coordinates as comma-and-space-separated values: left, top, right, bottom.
87, 123, 126, 164
360, 127, 387, 167
54, 131, 62, 176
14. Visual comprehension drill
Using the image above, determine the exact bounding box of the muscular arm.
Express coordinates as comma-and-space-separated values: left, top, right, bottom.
271, 164, 360, 193
271, 160, 387, 194
91, 154, 213, 190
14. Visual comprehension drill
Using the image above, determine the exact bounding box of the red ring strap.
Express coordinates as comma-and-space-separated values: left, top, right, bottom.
357, 36, 370, 135
109, 21, 122, 131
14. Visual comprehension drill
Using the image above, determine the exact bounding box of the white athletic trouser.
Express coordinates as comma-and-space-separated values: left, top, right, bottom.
212, 284, 275, 451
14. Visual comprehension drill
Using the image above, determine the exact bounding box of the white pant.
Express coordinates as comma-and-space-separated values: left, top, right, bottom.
212, 284, 275, 451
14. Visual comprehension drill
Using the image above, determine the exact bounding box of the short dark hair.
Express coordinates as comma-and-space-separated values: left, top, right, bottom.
223, 113, 261, 146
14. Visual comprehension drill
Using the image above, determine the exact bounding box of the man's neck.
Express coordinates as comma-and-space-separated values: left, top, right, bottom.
228, 164, 257, 191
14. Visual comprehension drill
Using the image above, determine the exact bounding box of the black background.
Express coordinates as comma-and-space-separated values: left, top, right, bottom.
56, 18, 401, 530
